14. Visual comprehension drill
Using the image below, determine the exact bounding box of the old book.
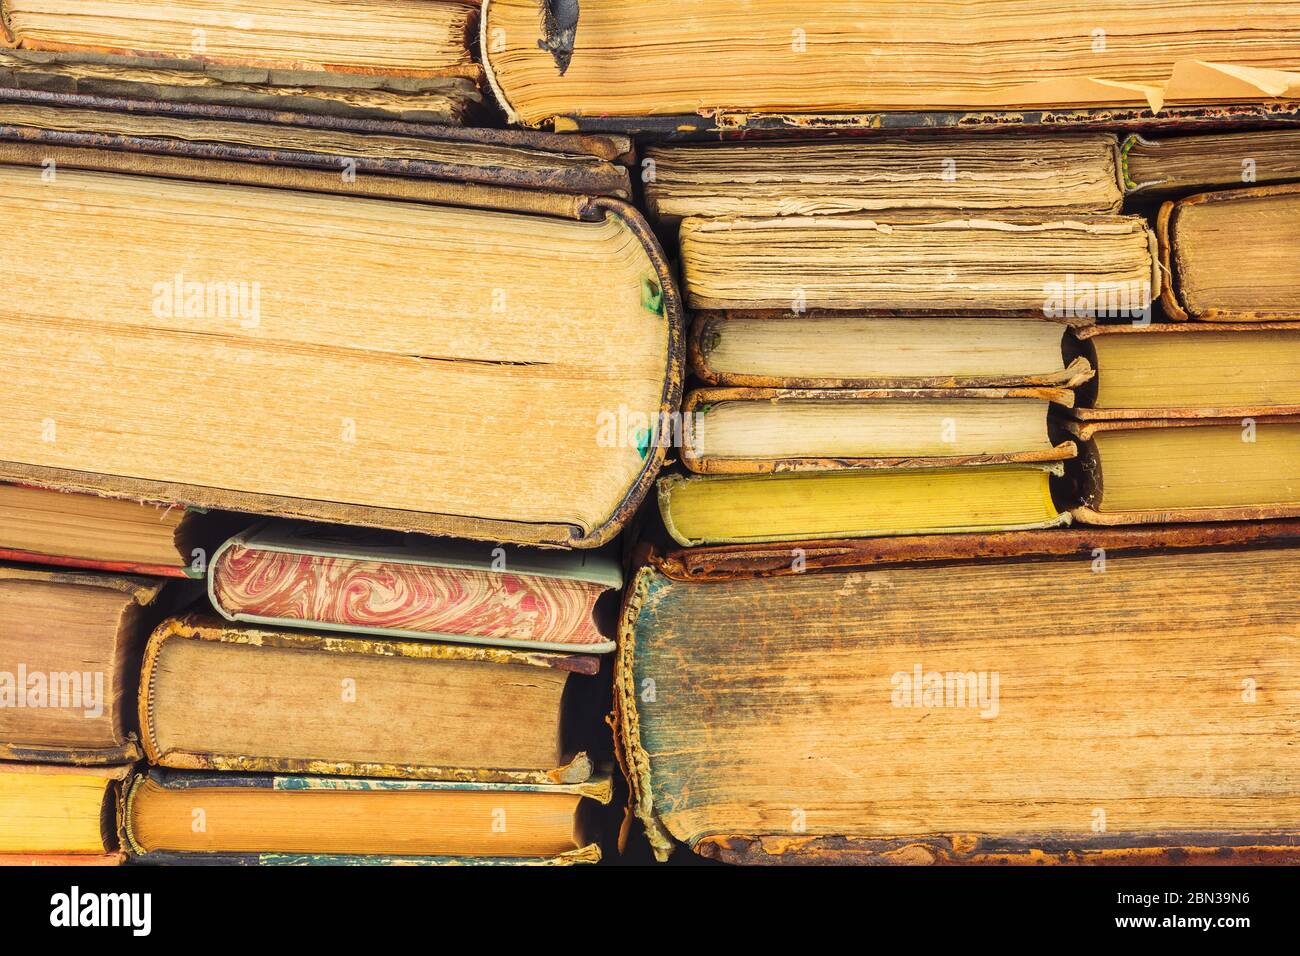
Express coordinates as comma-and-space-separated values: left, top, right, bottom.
658, 465, 1067, 547
616, 525, 1300, 863
0, 145, 680, 548
1158, 184, 1300, 321
209, 522, 621, 653
0, 1, 482, 121
645, 134, 1123, 221
0, 95, 634, 200
1066, 417, 1300, 524
678, 215, 1157, 313
481, 0, 1300, 128
1072, 323, 1300, 419
0, 566, 174, 764
681, 387, 1077, 475
124, 769, 611, 864
0, 483, 241, 576
0, 763, 127, 860
140, 614, 604, 783
1124, 129, 1300, 195
0, 48, 480, 124
690, 312, 1093, 389
0, 1, 482, 123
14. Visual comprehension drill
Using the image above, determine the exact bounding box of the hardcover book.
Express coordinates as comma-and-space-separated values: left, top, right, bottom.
0, 483, 241, 577
681, 387, 1077, 474
643, 134, 1124, 221
657, 465, 1068, 547
1123, 129, 1300, 196
677, 214, 1157, 313
689, 312, 1093, 390
1071, 323, 1300, 419
1065, 417, 1300, 524
139, 614, 604, 783
616, 525, 1300, 863
1157, 183, 1300, 321
0, 762, 128, 862
481, 0, 1300, 128
0, 89, 635, 200
0, 139, 681, 548
0, 0, 484, 123
0, 566, 178, 764
208, 522, 622, 653
124, 769, 612, 864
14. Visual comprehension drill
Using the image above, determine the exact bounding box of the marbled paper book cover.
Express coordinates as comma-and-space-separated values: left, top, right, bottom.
208, 522, 621, 653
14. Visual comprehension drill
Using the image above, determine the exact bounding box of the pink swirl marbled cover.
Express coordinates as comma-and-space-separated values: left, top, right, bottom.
211, 544, 609, 646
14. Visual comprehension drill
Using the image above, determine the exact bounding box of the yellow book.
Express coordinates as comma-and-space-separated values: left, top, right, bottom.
658, 466, 1067, 547
0, 763, 126, 858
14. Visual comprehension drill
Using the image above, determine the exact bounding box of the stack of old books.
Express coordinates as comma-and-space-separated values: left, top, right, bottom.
121, 522, 623, 865
0, 486, 227, 864
645, 133, 1146, 547
4, 0, 1300, 871
0, 78, 675, 864
618, 127, 1300, 865
1, 0, 485, 123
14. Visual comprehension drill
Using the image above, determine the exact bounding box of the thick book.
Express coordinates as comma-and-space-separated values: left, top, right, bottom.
678, 214, 1157, 313
657, 465, 1068, 547
1123, 129, 1300, 196
139, 614, 604, 784
0, 88, 635, 200
616, 525, 1300, 863
1071, 323, 1300, 419
644, 134, 1124, 221
0, 762, 128, 862
481, 0, 1300, 128
0, 483, 243, 577
1157, 183, 1300, 321
1, 0, 482, 123
690, 312, 1093, 390
0, 138, 681, 549
209, 522, 622, 653
0, 566, 179, 764
1065, 417, 1300, 525
680, 386, 1077, 475
124, 768, 612, 864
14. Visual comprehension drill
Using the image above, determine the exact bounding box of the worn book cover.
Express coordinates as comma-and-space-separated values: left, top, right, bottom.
481, 0, 1300, 129
0, 0, 485, 123
0, 130, 683, 549
616, 524, 1300, 863
1071, 322, 1300, 419
124, 768, 613, 865
0, 565, 189, 764
139, 613, 604, 784
1065, 416, 1300, 524
1157, 183, 1300, 321
680, 386, 1078, 475
0, 762, 130, 861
